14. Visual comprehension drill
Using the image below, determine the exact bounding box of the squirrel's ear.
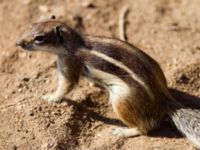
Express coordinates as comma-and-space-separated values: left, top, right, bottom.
54, 26, 64, 44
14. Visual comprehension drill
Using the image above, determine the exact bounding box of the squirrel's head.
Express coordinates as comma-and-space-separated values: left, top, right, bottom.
16, 20, 79, 55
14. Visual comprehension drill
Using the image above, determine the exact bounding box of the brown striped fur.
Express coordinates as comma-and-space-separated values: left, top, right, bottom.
17, 20, 200, 147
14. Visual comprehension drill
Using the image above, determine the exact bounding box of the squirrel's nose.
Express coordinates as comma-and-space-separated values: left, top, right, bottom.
16, 39, 26, 47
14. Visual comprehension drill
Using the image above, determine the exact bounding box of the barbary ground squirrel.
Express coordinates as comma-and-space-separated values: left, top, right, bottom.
17, 20, 200, 148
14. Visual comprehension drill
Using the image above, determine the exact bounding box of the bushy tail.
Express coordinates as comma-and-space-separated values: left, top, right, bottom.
167, 98, 200, 148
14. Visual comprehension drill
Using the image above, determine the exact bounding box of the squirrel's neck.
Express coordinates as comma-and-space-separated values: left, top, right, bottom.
61, 29, 85, 49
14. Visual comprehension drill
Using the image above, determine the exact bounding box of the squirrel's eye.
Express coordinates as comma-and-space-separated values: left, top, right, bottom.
34, 35, 45, 44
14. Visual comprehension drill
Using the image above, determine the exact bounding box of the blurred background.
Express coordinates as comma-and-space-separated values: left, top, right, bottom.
0, 0, 200, 149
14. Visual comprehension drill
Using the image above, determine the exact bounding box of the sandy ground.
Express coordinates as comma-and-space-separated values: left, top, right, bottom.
1, 0, 200, 149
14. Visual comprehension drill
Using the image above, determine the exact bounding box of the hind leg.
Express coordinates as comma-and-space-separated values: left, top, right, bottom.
107, 81, 144, 137
108, 81, 151, 138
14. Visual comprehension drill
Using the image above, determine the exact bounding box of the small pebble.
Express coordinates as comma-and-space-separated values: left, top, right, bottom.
22, 77, 30, 82
38, 106, 42, 111
61, 102, 68, 107
60, 109, 65, 114
52, 111, 59, 115
179, 74, 189, 84
45, 122, 50, 128
28, 110, 34, 116
18, 88, 22, 93
12, 91, 16, 94
51, 15, 56, 20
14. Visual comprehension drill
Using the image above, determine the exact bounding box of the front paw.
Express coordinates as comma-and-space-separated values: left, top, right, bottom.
42, 94, 63, 103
